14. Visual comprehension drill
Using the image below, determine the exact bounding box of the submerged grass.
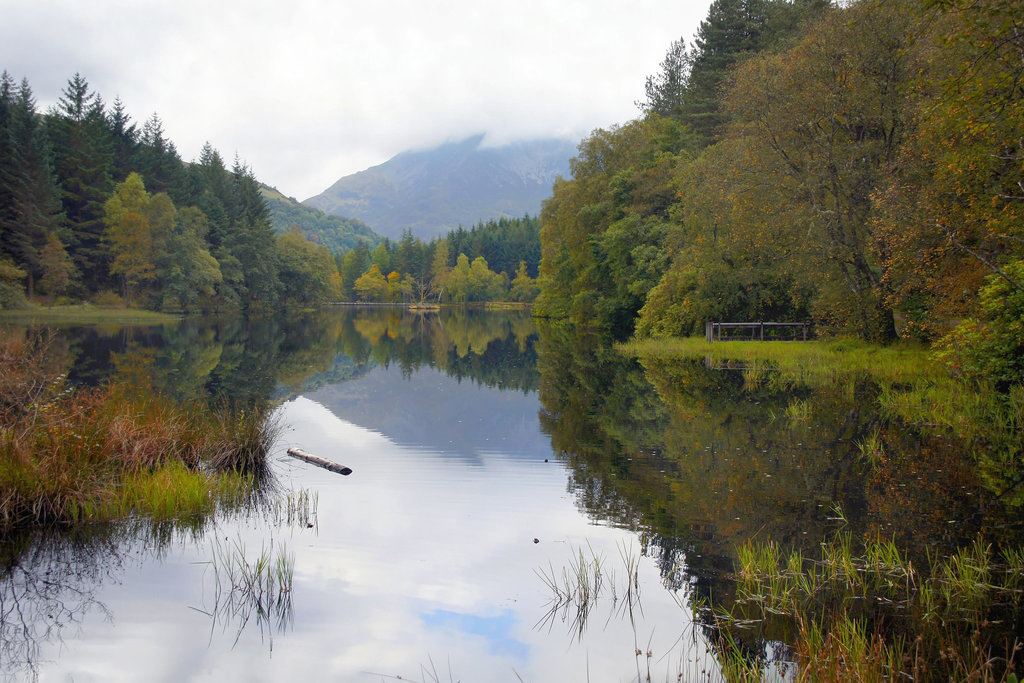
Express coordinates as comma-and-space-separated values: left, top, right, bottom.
0, 329, 280, 531
723, 531, 1024, 681
197, 535, 295, 646
536, 541, 642, 640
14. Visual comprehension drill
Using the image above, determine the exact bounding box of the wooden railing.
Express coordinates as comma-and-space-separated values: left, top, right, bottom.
705, 321, 812, 342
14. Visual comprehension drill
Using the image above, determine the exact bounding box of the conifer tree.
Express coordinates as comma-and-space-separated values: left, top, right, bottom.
107, 97, 139, 181
0, 77, 63, 298
46, 73, 114, 292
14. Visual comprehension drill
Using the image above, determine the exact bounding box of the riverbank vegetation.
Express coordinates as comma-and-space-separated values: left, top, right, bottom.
536, 0, 1023, 389
540, 2, 1024, 668
718, 528, 1024, 681
0, 329, 277, 532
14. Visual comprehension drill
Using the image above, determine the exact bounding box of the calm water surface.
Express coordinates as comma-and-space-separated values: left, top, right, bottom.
1, 308, 1020, 681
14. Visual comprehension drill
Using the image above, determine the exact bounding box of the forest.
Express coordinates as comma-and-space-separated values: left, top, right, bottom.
535, 0, 1023, 387
0, 73, 371, 312
0, 72, 542, 311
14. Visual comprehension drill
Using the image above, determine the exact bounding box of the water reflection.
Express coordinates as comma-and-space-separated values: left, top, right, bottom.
534, 322, 1024, 666
0, 520, 210, 679
6, 308, 1018, 679
8, 308, 538, 408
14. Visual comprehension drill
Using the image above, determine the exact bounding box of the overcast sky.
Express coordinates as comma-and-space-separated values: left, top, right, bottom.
0, 0, 710, 200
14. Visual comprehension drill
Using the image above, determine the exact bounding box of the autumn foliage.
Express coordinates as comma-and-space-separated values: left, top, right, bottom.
539, 0, 1024, 383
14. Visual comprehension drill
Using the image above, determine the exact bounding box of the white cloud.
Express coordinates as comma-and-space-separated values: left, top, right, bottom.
0, 0, 710, 199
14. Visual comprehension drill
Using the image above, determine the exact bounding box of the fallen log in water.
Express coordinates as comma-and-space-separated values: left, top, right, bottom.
286, 447, 352, 475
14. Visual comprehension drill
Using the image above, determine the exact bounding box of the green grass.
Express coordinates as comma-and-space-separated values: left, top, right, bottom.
65, 463, 255, 522
0, 303, 179, 325
620, 336, 940, 388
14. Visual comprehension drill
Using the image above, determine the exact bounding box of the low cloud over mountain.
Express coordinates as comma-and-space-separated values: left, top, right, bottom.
304, 135, 575, 239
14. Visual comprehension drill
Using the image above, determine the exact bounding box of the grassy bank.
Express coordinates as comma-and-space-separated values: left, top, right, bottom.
0, 303, 179, 325
0, 330, 276, 531
620, 336, 941, 387
621, 336, 1022, 465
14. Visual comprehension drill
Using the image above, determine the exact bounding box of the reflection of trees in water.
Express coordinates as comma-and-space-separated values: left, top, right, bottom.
11, 309, 541, 416
0, 521, 193, 680
0, 483, 304, 679
342, 308, 539, 392
534, 322, 1024, 662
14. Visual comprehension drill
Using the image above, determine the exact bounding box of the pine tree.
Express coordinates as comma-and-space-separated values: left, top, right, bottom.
222, 158, 280, 307
46, 73, 114, 292
108, 97, 139, 181
137, 113, 187, 201
0, 77, 63, 298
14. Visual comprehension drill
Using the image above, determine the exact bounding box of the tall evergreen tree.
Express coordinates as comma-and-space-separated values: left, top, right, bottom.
137, 113, 187, 201
222, 159, 280, 307
107, 97, 139, 182
46, 73, 114, 292
641, 0, 828, 145
0, 77, 63, 297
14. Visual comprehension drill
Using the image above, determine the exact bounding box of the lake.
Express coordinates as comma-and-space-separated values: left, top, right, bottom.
1, 308, 1021, 681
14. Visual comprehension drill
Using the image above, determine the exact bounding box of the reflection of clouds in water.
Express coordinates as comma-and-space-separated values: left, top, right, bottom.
422, 609, 530, 661
302, 364, 550, 463
19, 366, 716, 681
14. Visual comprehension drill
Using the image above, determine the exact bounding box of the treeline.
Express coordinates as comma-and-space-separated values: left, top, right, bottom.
261, 185, 379, 254
335, 215, 541, 304
0, 72, 345, 312
535, 0, 1023, 385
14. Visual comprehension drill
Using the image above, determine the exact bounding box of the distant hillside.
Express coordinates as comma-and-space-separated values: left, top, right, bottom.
303, 135, 576, 240
261, 186, 381, 252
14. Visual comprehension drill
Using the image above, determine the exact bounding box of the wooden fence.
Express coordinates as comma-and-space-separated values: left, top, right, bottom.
705, 321, 812, 343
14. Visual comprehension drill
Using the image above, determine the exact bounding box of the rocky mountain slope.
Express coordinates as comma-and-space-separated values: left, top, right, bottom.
303, 134, 576, 239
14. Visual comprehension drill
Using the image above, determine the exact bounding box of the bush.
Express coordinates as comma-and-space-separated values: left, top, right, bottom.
934, 260, 1024, 389
91, 290, 125, 308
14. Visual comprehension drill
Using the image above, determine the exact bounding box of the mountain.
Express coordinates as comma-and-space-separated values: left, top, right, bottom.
303, 134, 576, 240
261, 185, 381, 252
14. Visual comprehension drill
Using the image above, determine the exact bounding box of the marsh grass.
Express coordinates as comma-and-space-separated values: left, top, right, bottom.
855, 426, 885, 466
270, 488, 319, 528
723, 532, 1024, 681
784, 398, 811, 424
535, 540, 642, 639
197, 535, 294, 647
0, 329, 279, 531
